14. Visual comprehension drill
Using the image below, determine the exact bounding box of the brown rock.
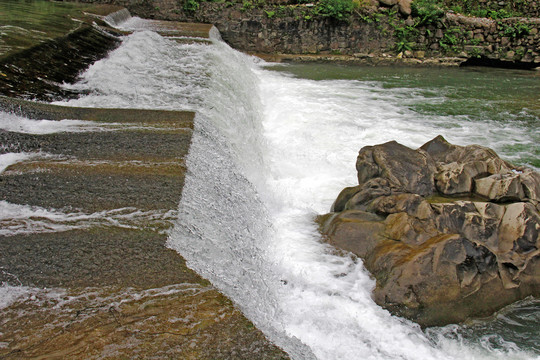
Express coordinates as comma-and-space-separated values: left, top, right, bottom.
422, 135, 515, 196
397, 0, 412, 15
320, 136, 540, 326
356, 140, 436, 196
474, 173, 525, 201
379, 0, 398, 6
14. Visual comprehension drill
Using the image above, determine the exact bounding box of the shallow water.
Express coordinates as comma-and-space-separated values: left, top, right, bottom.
0, 0, 95, 58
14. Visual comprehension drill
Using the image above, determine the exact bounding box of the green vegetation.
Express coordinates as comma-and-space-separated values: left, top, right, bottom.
411, 0, 445, 26
183, 0, 200, 13
467, 46, 483, 58
393, 25, 417, 52
439, 27, 463, 53
500, 21, 531, 38
314, 0, 355, 22
265, 9, 275, 18
241, 0, 254, 11
177, 0, 535, 60
444, 0, 526, 18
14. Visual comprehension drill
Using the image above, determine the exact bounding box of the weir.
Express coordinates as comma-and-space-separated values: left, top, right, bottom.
0, 6, 288, 359
1, 4, 539, 360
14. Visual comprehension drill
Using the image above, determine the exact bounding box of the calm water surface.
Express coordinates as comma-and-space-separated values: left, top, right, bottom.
0, 0, 95, 58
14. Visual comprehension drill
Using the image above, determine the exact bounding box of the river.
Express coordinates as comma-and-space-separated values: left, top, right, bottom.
1, 5, 539, 360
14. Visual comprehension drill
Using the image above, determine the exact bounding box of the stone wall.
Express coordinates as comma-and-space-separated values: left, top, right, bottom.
411, 14, 540, 64
196, 4, 395, 55
442, 0, 540, 18
75, 0, 540, 66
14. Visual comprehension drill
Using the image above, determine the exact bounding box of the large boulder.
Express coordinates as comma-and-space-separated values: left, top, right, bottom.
320, 136, 540, 327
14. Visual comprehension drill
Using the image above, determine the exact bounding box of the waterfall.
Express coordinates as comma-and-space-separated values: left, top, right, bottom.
37, 13, 540, 360
102, 8, 132, 27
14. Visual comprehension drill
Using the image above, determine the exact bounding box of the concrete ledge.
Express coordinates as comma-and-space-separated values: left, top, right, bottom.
0, 96, 194, 126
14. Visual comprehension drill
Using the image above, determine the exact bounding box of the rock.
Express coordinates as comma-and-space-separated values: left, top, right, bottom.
331, 185, 362, 212
421, 135, 513, 197
379, 0, 398, 6
414, 50, 425, 58
356, 140, 436, 196
319, 135, 540, 326
435, 161, 490, 195
397, 0, 412, 16
475, 173, 525, 201
519, 169, 540, 200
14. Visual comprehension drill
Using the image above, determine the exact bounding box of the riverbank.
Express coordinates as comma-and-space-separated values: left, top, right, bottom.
72, 0, 540, 68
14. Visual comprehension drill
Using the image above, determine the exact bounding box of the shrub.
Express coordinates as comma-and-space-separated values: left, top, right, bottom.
265, 10, 276, 18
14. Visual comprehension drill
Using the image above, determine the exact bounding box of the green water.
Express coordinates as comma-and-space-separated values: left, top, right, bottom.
268, 63, 540, 169
0, 0, 96, 58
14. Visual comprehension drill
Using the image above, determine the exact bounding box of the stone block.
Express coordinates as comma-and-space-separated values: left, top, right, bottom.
398, 0, 412, 15
474, 33, 485, 42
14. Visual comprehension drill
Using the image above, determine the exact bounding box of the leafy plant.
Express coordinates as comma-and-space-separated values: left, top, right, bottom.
253, 0, 267, 8
395, 39, 414, 52
315, 0, 355, 22
183, 0, 200, 13
468, 47, 482, 58
241, 0, 253, 11
265, 10, 275, 18
394, 25, 417, 53
500, 21, 531, 38
411, 0, 445, 26
438, 28, 463, 53
446, 0, 522, 18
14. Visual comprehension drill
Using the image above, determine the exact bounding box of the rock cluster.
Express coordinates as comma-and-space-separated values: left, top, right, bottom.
319, 136, 540, 327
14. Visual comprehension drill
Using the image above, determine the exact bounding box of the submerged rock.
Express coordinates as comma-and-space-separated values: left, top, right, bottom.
319, 135, 540, 327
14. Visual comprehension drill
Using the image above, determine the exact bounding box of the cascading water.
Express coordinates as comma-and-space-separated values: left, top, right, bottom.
4, 11, 538, 359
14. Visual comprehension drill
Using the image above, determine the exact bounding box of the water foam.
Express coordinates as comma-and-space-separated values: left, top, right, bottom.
57, 31, 211, 111
253, 67, 539, 360
102, 8, 132, 28
0, 152, 36, 174
0, 201, 177, 236
0, 111, 120, 134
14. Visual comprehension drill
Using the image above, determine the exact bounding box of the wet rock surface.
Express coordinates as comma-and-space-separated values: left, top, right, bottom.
319, 135, 540, 327
0, 284, 289, 360
0, 229, 201, 289
0, 26, 122, 101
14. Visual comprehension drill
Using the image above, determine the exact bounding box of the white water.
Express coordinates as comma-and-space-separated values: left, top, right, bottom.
0, 201, 177, 236
7, 16, 536, 360
0, 111, 115, 134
